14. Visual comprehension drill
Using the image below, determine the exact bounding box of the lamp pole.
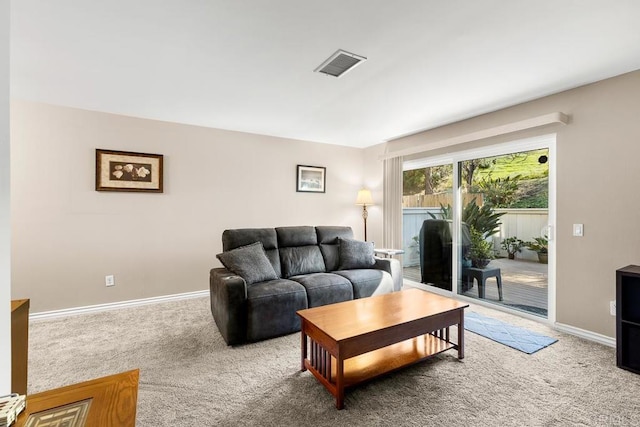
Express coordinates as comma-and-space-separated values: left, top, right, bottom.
362, 204, 369, 241
356, 188, 373, 242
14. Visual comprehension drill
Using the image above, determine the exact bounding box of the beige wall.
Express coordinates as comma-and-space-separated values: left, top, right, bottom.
362, 142, 386, 247
384, 69, 640, 338
11, 71, 640, 339
1, 0, 11, 394
10, 101, 367, 313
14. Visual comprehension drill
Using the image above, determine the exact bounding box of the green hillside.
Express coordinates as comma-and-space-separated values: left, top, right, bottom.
403, 148, 549, 208
473, 149, 549, 181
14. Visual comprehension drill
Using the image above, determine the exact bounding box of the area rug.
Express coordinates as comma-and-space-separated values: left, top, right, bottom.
464, 311, 557, 354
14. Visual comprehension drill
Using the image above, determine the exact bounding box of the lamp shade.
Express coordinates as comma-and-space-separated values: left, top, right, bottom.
355, 189, 373, 206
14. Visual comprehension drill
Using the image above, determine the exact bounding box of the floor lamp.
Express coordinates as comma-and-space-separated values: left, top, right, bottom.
356, 189, 373, 241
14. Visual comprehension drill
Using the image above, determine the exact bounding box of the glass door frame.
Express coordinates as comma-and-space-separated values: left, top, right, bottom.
403, 134, 556, 324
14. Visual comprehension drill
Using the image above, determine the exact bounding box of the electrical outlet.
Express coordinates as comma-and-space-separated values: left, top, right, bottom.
105, 275, 115, 287
610, 300, 616, 316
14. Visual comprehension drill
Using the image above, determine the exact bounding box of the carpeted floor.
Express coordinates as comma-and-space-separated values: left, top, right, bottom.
27, 295, 640, 426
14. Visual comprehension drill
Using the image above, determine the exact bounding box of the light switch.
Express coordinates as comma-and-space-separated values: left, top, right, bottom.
573, 224, 584, 237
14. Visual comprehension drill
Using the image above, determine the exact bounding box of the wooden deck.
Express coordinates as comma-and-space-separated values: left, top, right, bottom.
403, 258, 548, 317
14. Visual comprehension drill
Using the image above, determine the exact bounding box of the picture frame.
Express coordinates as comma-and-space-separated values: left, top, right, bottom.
296, 165, 326, 193
96, 149, 164, 193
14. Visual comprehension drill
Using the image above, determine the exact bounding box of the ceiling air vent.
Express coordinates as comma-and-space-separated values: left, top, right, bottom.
314, 49, 367, 78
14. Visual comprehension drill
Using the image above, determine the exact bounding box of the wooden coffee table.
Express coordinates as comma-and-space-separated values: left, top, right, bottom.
297, 288, 468, 409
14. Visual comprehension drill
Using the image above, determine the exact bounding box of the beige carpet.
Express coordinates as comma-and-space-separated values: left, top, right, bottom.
27, 295, 640, 426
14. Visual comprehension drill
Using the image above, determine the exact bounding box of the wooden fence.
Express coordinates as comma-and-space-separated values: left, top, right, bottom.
402, 193, 483, 208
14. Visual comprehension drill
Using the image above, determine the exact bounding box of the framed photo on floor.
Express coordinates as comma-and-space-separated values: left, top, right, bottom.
95, 149, 164, 193
296, 165, 326, 193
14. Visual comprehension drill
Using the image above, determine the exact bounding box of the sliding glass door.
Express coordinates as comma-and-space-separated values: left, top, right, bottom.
402, 162, 454, 291
402, 135, 555, 320
458, 148, 550, 317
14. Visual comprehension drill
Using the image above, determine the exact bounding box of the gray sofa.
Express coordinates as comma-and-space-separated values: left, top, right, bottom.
209, 225, 402, 345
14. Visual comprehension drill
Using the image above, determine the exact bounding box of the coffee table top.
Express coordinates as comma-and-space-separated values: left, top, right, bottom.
297, 288, 468, 342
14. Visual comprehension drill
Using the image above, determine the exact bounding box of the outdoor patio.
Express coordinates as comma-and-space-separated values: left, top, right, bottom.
403, 257, 548, 316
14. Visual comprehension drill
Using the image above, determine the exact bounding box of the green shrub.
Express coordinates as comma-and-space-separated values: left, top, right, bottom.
474, 174, 521, 208
501, 236, 525, 256
525, 236, 548, 254
469, 227, 495, 261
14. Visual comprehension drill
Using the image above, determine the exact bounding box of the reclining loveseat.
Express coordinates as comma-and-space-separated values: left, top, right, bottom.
210, 225, 402, 345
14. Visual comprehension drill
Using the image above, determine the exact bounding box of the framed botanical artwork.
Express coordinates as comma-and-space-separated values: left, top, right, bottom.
95, 149, 163, 193
296, 165, 326, 193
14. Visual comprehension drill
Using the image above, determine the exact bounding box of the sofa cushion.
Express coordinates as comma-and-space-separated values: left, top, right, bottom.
222, 228, 281, 277
246, 278, 308, 342
280, 246, 326, 278
317, 226, 354, 272
335, 269, 394, 298
338, 238, 376, 270
290, 273, 353, 307
316, 226, 354, 244
216, 242, 279, 285
319, 245, 340, 273
222, 228, 278, 251
276, 226, 317, 247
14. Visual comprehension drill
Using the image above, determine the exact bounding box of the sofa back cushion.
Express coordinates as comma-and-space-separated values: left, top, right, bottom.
276, 226, 326, 278
222, 228, 281, 277
316, 226, 354, 272
276, 226, 317, 247
279, 246, 326, 278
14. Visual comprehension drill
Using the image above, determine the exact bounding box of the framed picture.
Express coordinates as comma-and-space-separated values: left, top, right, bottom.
96, 149, 163, 193
296, 165, 326, 193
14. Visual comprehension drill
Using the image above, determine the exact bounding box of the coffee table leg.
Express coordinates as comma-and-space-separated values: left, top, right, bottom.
458, 310, 465, 360
336, 357, 344, 409
301, 328, 307, 372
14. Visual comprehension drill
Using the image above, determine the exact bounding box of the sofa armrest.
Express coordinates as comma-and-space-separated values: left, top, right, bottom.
373, 257, 403, 292
209, 267, 248, 345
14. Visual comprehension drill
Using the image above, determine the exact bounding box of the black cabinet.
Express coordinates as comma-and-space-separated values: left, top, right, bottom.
616, 265, 640, 374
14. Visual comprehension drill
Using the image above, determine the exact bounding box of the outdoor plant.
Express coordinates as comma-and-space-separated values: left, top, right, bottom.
408, 235, 421, 258
429, 198, 505, 238
468, 226, 494, 268
525, 236, 548, 264
525, 236, 548, 253
501, 236, 525, 259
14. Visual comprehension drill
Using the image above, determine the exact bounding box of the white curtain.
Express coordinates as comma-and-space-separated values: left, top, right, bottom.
383, 155, 403, 250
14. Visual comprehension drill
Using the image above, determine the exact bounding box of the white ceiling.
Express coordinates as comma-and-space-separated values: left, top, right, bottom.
10, 1, 640, 148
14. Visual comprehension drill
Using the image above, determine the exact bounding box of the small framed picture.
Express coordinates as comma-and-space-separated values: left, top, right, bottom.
96, 149, 163, 193
296, 165, 326, 193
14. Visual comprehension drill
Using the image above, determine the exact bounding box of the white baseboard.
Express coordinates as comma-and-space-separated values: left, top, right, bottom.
29, 288, 617, 349
554, 322, 615, 348
30, 290, 210, 321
